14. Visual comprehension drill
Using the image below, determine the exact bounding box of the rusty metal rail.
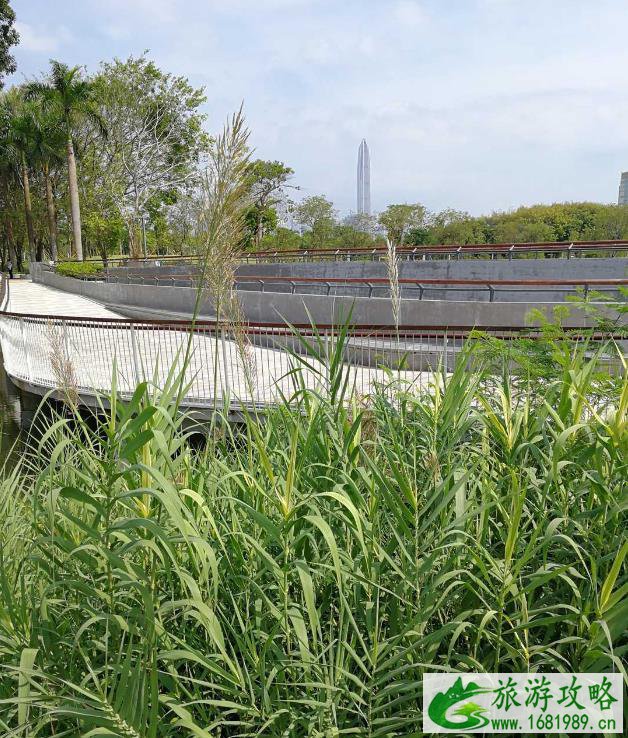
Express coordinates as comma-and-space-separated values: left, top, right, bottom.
91, 271, 628, 303
53, 238, 628, 269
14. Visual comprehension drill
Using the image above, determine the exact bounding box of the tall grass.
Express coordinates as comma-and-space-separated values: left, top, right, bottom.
0, 335, 625, 736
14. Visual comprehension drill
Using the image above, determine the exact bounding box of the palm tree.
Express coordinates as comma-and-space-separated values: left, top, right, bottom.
1, 91, 38, 262
29, 108, 65, 262
0, 94, 19, 269
26, 61, 105, 261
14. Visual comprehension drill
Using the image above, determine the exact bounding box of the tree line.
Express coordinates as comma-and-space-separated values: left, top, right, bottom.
260, 198, 628, 252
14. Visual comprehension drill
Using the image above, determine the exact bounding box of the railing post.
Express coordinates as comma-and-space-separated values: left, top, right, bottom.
20, 317, 32, 382
128, 324, 142, 385
488, 284, 495, 302
418, 283, 424, 300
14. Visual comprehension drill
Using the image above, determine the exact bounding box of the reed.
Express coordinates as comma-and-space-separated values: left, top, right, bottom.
0, 333, 625, 737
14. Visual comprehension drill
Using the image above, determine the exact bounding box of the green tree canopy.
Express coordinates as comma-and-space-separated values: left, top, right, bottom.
0, 1, 18, 87
295, 195, 337, 249
26, 60, 106, 260
243, 159, 293, 249
94, 54, 207, 258
378, 203, 426, 247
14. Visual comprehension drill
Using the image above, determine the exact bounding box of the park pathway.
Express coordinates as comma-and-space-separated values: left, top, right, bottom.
4, 279, 122, 318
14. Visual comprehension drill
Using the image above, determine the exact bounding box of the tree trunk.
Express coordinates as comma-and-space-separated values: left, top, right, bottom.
6, 216, 16, 270
128, 218, 142, 260
43, 162, 58, 262
66, 135, 83, 260
15, 240, 23, 273
255, 214, 263, 250
21, 155, 36, 262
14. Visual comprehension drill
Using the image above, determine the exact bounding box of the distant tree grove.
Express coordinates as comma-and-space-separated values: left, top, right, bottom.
1, 49, 628, 269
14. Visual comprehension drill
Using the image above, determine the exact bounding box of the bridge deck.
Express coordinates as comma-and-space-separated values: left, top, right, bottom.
4, 279, 121, 318
0, 281, 434, 412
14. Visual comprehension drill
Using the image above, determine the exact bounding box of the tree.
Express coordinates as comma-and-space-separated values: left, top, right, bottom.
0, 1, 18, 88
378, 203, 426, 248
260, 226, 301, 251
428, 208, 484, 244
95, 54, 207, 259
26, 61, 106, 261
1, 91, 40, 261
244, 159, 294, 249
295, 195, 336, 249
26, 105, 65, 261
83, 211, 126, 265
331, 223, 375, 250
243, 205, 277, 250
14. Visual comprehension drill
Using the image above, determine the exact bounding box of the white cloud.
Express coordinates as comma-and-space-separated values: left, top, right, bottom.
15, 21, 71, 53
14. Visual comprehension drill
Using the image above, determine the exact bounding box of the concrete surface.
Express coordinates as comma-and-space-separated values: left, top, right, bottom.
34, 269, 626, 328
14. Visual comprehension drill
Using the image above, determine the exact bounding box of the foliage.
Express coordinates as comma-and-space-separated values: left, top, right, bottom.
242, 203, 277, 250
0, 335, 625, 736
427, 201, 628, 245
83, 211, 126, 262
0, 0, 18, 86
242, 159, 294, 249
295, 194, 337, 248
94, 54, 207, 258
55, 259, 103, 278
378, 202, 426, 247
260, 225, 302, 251
26, 60, 107, 260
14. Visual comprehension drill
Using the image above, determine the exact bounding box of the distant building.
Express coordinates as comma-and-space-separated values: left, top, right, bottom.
357, 139, 371, 215
619, 172, 628, 205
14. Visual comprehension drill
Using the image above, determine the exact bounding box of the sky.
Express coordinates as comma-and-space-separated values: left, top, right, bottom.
7, 0, 628, 217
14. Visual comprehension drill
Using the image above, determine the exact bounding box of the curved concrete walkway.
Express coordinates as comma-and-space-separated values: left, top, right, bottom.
5, 279, 122, 318
0, 280, 432, 415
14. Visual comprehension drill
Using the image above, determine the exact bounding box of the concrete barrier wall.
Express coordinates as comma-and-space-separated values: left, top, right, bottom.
237, 256, 628, 280
34, 269, 625, 328
106, 256, 628, 281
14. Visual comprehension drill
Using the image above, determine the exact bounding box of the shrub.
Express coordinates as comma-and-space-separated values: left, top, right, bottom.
56, 261, 104, 279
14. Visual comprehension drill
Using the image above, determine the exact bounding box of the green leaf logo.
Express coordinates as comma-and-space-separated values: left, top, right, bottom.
428, 677, 492, 731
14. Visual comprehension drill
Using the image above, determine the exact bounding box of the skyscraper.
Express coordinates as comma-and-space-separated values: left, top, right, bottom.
357, 139, 371, 215
619, 172, 628, 205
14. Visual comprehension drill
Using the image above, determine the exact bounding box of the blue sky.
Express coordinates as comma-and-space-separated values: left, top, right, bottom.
8, 0, 628, 216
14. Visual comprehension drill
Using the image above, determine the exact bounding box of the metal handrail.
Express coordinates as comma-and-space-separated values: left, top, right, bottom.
1, 296, 623, 413
51, 238, 628, 269
1, 309, 624, 339
83, 271, 628, 303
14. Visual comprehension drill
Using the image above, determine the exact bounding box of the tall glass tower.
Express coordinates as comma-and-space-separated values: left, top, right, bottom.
619, 172, 628, 205
357, 139, 371, 215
